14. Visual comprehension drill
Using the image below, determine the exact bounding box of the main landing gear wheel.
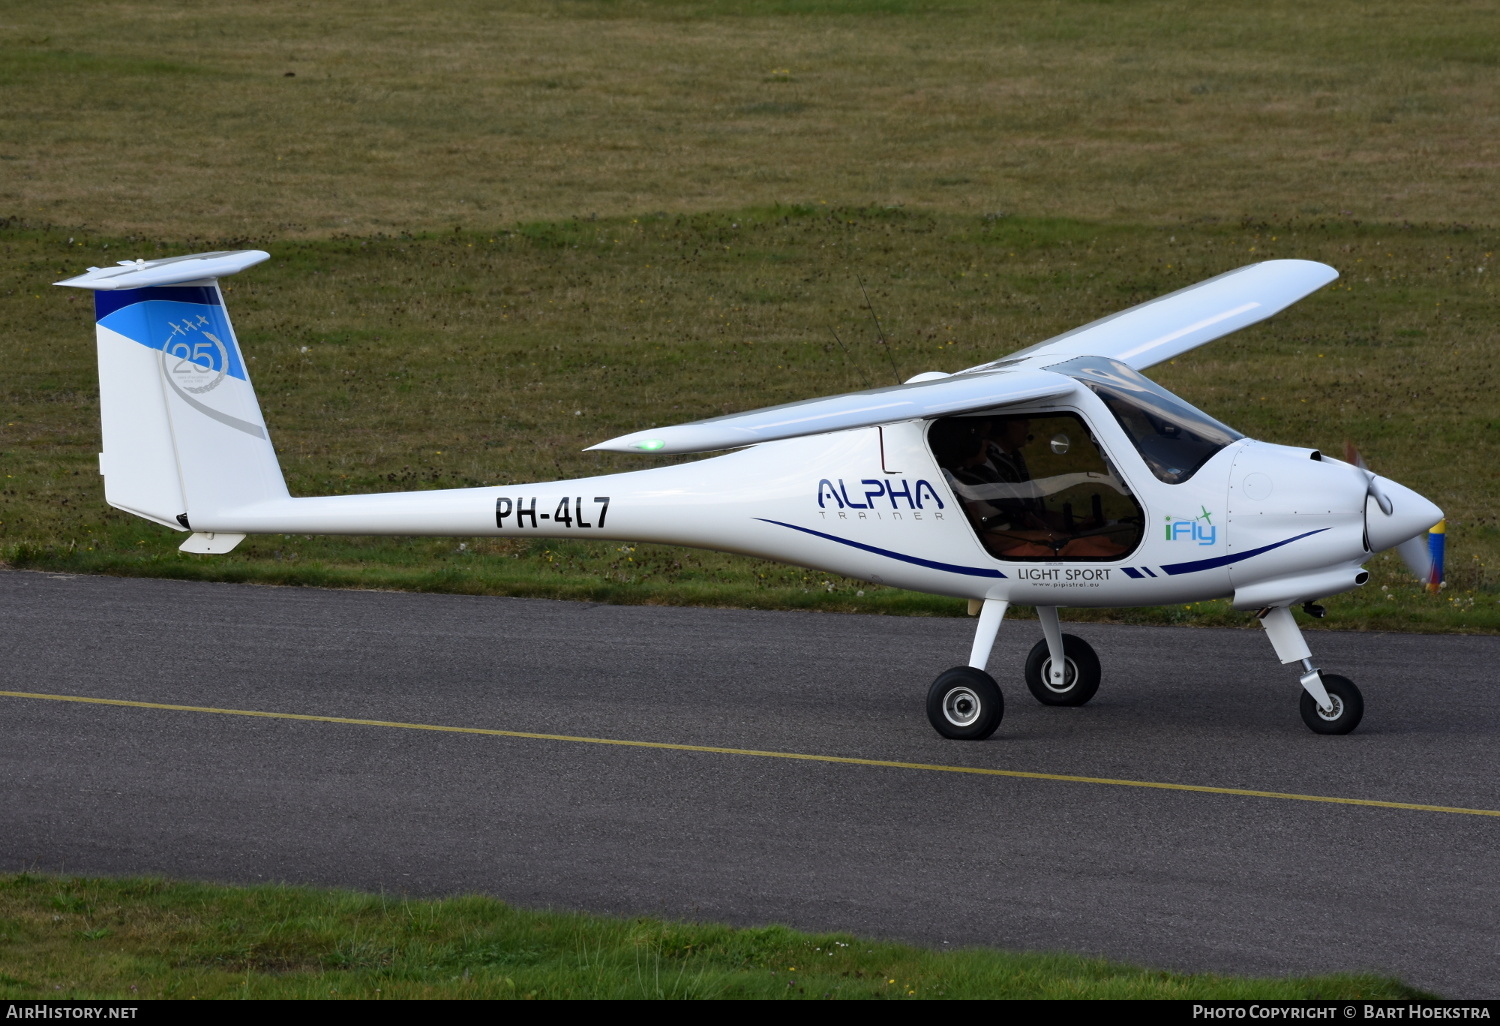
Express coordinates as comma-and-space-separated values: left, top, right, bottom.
1023, 634, 1101, 707
1300, 673, 1363, 735
926, 667, 1004, 740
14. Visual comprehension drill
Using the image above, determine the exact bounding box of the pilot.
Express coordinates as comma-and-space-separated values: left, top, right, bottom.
932, 419, 1050, 556
938, 416, 1128, 560
974, 417, 1062, 556
984, 417, 1034, 486
930, 419, 990, 489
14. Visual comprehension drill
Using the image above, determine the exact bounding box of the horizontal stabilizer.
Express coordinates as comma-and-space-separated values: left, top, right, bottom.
56, 250, 270, 291
976, 259, 1339, 371
589, 368, 1075, 455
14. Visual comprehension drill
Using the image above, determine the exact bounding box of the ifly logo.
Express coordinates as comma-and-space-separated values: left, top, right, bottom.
818, 478, 944, 510
1165, 507, 1217, 546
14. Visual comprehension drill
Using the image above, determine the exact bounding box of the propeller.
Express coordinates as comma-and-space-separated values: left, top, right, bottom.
1343, 441, 1393, 516
1345, 441, 1444, 593
1395, 533, 1435, 586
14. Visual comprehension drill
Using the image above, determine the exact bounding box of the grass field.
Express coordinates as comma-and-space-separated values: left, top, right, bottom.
4, 1, 1497, 235
1, 0, 1497, 633
0, 874, 1426, 999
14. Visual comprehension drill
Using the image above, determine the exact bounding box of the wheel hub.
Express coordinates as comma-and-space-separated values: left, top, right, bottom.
1042, 657, 1078, 694
1316, 694, 1344, 721
942, 686, 982, 727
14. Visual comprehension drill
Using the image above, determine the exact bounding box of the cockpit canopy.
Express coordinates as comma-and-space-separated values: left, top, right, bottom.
1049, 356, 1242, 484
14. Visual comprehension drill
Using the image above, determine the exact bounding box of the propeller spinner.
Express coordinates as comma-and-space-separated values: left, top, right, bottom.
1346, 442, 1444, 591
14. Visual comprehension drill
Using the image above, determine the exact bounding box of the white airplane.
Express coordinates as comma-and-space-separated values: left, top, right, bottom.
57, 251, 1443, 740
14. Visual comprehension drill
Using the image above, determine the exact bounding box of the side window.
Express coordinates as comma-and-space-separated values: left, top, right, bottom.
928, 412, 1146, 562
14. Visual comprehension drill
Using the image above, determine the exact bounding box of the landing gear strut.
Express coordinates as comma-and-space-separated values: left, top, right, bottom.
925, 598, 1009, 740
1260, 605, 1363, 735
1022, 605, 1100, 705
1023, 634, 1101, 706
927, 601, 1105, 738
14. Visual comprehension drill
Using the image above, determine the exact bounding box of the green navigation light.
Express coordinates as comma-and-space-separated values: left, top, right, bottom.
635, 439, 666, 451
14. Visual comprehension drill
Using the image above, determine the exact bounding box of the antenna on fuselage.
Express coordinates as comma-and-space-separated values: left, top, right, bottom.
829, 324, 873, 389
856, 275, 902, 385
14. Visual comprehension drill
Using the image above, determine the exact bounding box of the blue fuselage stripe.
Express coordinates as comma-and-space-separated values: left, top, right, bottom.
756, 519, 1008, 579
1159, 528, 1329, 576
760, 521, 1331, 583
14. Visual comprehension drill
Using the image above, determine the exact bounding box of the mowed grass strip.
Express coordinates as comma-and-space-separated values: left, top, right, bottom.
0, 874, 1426, 1000
2, 212, 1496, 629
2, 0, 1497, 236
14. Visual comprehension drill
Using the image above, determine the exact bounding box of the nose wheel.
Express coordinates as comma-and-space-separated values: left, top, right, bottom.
926, 667, 1004, 740
1300, 673, 1363, 734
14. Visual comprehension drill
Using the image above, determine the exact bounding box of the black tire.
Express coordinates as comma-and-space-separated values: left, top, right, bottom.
1024, 633, 1101, 706
1299, 673, 1363, 735
926, 667, 1004, 740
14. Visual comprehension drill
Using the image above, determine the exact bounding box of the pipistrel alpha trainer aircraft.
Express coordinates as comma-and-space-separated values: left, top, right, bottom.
58, 252, 1444, 740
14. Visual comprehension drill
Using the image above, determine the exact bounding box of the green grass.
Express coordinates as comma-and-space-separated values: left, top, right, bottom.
3, 213, 1496, 630
0, 874, 1427, 999
3, 1, 1497, 235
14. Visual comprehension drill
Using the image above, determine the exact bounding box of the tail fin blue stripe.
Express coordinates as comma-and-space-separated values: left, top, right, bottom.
96, 290, 248, 383
94, 285, 220, 320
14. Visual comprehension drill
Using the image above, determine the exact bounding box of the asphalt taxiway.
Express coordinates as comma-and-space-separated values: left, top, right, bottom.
2, 570, 1496, 995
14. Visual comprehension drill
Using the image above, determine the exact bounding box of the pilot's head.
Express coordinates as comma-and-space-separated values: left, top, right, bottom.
992, 417, 1031, 454
930, 419, 986, 468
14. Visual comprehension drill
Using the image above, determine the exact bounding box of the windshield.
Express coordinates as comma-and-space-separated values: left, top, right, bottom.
1049, 356, 1241, 484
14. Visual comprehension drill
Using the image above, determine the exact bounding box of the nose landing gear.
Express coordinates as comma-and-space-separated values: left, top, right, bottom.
1261, 605, 1364, 735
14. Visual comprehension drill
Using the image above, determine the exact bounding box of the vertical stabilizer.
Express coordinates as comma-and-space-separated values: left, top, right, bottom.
57, 251, 288, 529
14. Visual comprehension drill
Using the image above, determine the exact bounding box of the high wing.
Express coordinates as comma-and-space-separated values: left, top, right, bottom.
588, 368, 1075, 455
970, 259, 1338, 372
591, 259, 1334, 456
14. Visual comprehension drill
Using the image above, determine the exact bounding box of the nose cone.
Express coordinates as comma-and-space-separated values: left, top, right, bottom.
1366, 476, 1443, 552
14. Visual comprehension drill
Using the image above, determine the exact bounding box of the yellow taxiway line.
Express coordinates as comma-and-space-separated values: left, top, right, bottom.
4, 689, 1497, 818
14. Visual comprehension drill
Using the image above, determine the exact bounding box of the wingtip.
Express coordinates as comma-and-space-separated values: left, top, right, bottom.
1262, 257, 1340, 283
585, 440, 653, 455
590, 434, 673, 454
